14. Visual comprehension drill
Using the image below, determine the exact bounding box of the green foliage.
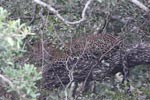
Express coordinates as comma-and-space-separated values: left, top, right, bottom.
2, 64, 42, 99
0, 7, 8, 21
0, 7, 41, 100
0, 7, 34, 67
2, 0, 150, 99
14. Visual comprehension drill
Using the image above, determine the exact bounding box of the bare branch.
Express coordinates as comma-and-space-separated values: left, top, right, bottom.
0, 74, 20, 100
0, 74, 13, 88
64, 39, 89, 99
34, 0, 93, 25
130, 0, 149, 12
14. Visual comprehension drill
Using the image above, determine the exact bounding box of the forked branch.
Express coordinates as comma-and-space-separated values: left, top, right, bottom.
34, 0, 93, 25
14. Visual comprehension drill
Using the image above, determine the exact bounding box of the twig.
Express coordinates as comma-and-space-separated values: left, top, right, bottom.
0, 74, 20, 100
64, 38, 89, 100
39, 8, 46, 68
34, 0, 93, 25
29, 3, 37, 25
0, 74, 13, 88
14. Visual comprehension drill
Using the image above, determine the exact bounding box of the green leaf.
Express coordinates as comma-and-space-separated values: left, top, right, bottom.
6, 37, 15, 47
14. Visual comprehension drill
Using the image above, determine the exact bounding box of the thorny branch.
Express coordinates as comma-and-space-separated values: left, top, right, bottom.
34, 0, 93, 25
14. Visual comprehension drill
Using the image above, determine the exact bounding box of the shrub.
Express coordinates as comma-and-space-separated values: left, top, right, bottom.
0, 7, 41, 100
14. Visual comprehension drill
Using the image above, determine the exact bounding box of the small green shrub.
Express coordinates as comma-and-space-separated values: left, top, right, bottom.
2, 64, 42, 99
0, 7, 34, 67
0, 7, 41, 100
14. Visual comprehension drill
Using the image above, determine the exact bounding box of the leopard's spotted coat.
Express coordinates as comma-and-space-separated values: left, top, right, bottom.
42, 34, 122, 90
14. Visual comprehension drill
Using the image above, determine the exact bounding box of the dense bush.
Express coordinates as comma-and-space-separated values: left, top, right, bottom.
0, 7, 41, 100
1, 0, 150, 100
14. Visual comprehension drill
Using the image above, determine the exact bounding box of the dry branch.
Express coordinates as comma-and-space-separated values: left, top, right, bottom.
130, 0, 149, 12
0, 74, 20, 100
34, 0, 93, 25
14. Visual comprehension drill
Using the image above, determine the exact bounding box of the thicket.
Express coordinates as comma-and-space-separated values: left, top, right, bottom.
0, 0, 150, 100
0, 7, 41, 100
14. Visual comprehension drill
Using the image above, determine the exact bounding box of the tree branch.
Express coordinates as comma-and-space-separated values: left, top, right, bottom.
34, 0, 93, 25
130, 0, 149, 12
0, 74, 20, 100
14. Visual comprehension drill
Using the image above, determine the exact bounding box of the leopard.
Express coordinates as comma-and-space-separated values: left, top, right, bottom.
64, 33, 121, 57
41, 33, 122, 97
